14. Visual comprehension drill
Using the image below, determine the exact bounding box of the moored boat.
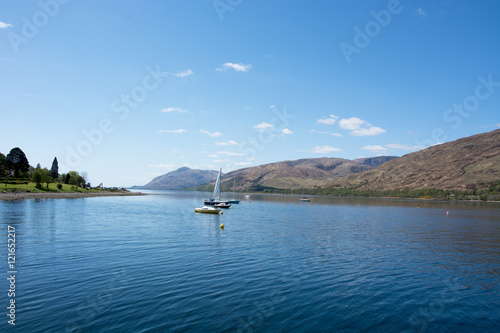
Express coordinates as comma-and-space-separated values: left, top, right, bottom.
215, 203, 231, 209
204, 168, 231, 206
194, 206, 221, 214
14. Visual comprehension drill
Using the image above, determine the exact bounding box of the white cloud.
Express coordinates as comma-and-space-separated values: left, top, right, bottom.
338, 117, 386, 136
200, 130, 223, 137
339, 117, 365, 130
386, 143, 424, 151
161, 107, 188, 113
254, 122, 273, 132
310, 129, 342, 137
215, 140, 239, 146
351, 126, 386, 136
309, 145, 342, 154
148, 163, 175, 168
212, 159, 230, 163
317, 114, 339, 125
158, 129, 186, 134
282, 128, 293, 135
362, 145, 388, 153
173, 69, 193, 78
217, 62, 252, 72
497, 123, 500, 128
0, 21, 13, 28
216, 151, 246, 156
207, 154, 218, 158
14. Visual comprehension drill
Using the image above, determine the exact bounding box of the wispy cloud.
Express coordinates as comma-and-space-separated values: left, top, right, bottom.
309, 145, 342, 154
362, 145, 388, 153
148, 163, 175, 168
173, 69, 193, 78
310, 129, 342, 137
415, 8, 426, 17
282, 128, 293, 135
216, 151, 246, 156
317, 114, 339, 125
0, 21, 13, 28
215, 140, 239, 146
234, 162, 251, 166
158, 129, 186, 134
217, 62, 252, 72
385, 143, 424, 151
254, 122, 273, 132
207, 154, 218, 158
339, 117, 386, 136
161, 107, 188, 113
200, 129, 223, 137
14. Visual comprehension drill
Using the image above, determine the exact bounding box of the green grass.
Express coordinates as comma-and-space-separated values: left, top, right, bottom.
0, 182, 112, 193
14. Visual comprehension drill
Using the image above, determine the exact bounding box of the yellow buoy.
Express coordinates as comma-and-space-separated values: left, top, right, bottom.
220, 224, 224, 229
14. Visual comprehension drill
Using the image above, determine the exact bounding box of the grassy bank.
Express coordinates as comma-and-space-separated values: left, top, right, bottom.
1, 181, 126, 194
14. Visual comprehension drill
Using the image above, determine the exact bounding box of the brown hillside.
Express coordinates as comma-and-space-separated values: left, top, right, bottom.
223, 157, 397, 190
333, 129, 500, 191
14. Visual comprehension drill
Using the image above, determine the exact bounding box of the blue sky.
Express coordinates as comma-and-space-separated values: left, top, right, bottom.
1, 0, 499, 187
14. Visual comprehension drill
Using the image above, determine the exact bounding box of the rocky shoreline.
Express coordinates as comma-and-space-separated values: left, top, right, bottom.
0, 191, 146, 201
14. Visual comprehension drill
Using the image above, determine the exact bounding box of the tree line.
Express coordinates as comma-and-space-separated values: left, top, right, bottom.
0, 147, 88, 189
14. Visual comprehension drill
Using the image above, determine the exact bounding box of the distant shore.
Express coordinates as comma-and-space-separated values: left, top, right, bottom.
0, 191, 145, 201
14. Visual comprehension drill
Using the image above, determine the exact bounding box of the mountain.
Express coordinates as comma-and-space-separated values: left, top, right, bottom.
333, 129, 500, 192
132, 167, 218, 190
220, 156, 399, 190
353, 156, 399, 168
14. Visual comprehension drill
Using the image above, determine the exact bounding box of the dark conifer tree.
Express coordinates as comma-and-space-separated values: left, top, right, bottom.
50, 157, 59, 179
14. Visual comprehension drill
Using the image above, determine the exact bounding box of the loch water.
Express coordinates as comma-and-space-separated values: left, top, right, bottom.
1, 191, 499, 332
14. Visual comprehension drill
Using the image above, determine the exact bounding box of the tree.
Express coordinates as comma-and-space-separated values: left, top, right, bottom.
32, 168, 52, 189
50, 157, 59, 179
6, 147, 30, 177
0, 153, 6, 177
81, 171, 88, 187
31, 171, 42, 188
67, 171, 85, 187
40, 168, 52, 189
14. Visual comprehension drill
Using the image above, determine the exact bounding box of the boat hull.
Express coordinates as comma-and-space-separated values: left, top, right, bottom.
204, 200, 231, 206
194, 207, 221, 214
215, 203, 231, 209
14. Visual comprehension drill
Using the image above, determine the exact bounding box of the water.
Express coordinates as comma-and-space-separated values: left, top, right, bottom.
1, 191, 499, 332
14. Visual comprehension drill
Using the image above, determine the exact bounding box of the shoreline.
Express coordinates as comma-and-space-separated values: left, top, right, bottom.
0, 191, 146, 201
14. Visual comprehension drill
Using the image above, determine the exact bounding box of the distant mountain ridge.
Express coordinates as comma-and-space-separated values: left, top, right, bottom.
222, 156, 399, 190
133, 129, 500, 193
132, 167, 218, 190
134, 156, 398, 191
333, 129, 500, 191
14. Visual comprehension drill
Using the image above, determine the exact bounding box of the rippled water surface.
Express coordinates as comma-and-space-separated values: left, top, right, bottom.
1, 191, 499, 332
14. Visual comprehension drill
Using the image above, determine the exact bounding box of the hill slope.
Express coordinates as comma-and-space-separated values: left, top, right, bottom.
221, 156, 398, 190
333, 129, 500, 191
133, 167, 217, 190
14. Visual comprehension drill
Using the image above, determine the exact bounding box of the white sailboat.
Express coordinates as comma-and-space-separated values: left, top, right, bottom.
204, 168, 231, 208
